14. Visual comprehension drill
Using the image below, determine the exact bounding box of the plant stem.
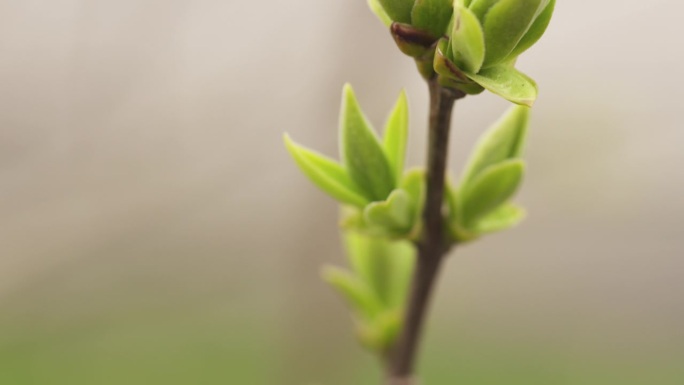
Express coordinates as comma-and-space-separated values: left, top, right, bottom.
385, 80, 464, 385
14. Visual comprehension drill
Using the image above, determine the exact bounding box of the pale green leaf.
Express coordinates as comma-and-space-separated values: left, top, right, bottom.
473, 203, 526, 233
368, 0, 393, 27
507, 0, 555, 60
364, 189, 414, 233
411, 0, 453, 38
340, 84, 396, 201
468, 0, 499, 19
355, 310, 402, 352
460, 105, 530, 186
382, 90, 409, 185
445, 181, 478, 242
284, 134, 369, 207
481, 0, 545, 67
461, 159, 525, 225
367, 310, 403, 351
384, 242, 415, 308
466, 64, 538, 106
378, 0, 415, 23
400, 169, 425, 224
322, 266, 383, 320
450, 5, 485, 73
344, 232, 415, 308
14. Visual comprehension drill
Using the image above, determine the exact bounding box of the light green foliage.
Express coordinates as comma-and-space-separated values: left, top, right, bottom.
342, 170, 425, 240
400, 169, 426, 229
447, 105, 530, 241
368, 0, 553, 104
508, 0, 556, 60
450, 5, 485, 73
461, 159, 524, 226
368, 0, 393, 27
474, 203, 526, 233
432, 0, 554, 105
412, 0, 453, 38
285, 84, 424, 240
378, 0, 415, 24
364, 189, 414, 234
466, 64, 538, 107
460, 105, 529, 185
341, 84, 397, 202
284, 85, 424, 353
382, 90, 409, 185
322, 267, 383, 320
283, 135, 369, 208
480, 0, 545, 67
323, 232, 416, 352
281, 0, 554, 366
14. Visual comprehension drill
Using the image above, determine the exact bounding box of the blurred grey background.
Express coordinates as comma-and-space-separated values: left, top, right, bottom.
1, 1, 683, 384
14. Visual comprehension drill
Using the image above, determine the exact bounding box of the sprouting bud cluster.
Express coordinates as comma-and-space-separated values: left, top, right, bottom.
283, 0, 554, 357
370, 0, 555, 106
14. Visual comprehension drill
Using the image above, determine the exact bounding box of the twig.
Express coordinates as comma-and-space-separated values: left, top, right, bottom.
385, 80, 464, 384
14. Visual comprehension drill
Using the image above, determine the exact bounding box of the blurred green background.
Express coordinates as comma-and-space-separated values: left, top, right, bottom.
1, 1, 683, 384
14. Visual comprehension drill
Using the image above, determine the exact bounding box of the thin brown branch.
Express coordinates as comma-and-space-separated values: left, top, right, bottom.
385, 80, 464, 385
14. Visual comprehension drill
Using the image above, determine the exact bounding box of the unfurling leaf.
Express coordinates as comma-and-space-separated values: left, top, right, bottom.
364, 189, 414, 233
340, 84, 397, 201
450, 5, 485, 73
461, 159, 525, 226
344, 232, 415, 308
460, 105, 530, 186
378, 0, 415, 24
480, 0, 546, 67
356, 310, 402, 351
400, 169, 425, 226
382, 90, 409, 185
411, 0, 453, 38
284, 134, 369, 207
368, 0, 393, 27
322, 266, 383, 320
508, 0, 556, 60
474, 203, 526, 233
466, 64, 538, 106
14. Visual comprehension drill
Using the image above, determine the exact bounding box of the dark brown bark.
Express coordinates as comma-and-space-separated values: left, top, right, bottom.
385, 80, 464, 385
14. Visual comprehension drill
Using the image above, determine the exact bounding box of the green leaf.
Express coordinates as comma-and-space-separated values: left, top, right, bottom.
411, 0, 453, 38
446, 179, 461, 226
400, 169, 425, 225
322, 266, 383, 320
466, 64, 538, 106
467, 0, 499, 19
434, 38, 472, 83
382, 90, 409, 185
340, 84, 397, 201
378, 0, 415, 23
384, 242, 415, 308
461, 159, 525, 226
446, 181, 478, 242
450, 4, 486, 73
507, 0, 555, 60
480, 0, 545, 67
460, 105, 530, 186
474, 203, 526, 233
355, 310, 402, 352
284, 134, 369, 207
364, 189, 414, 232
368, 0, 393, 27
344, 232, 415, 308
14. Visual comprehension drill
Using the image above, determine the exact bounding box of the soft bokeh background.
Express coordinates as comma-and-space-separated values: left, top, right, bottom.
1, 1, 683, 384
